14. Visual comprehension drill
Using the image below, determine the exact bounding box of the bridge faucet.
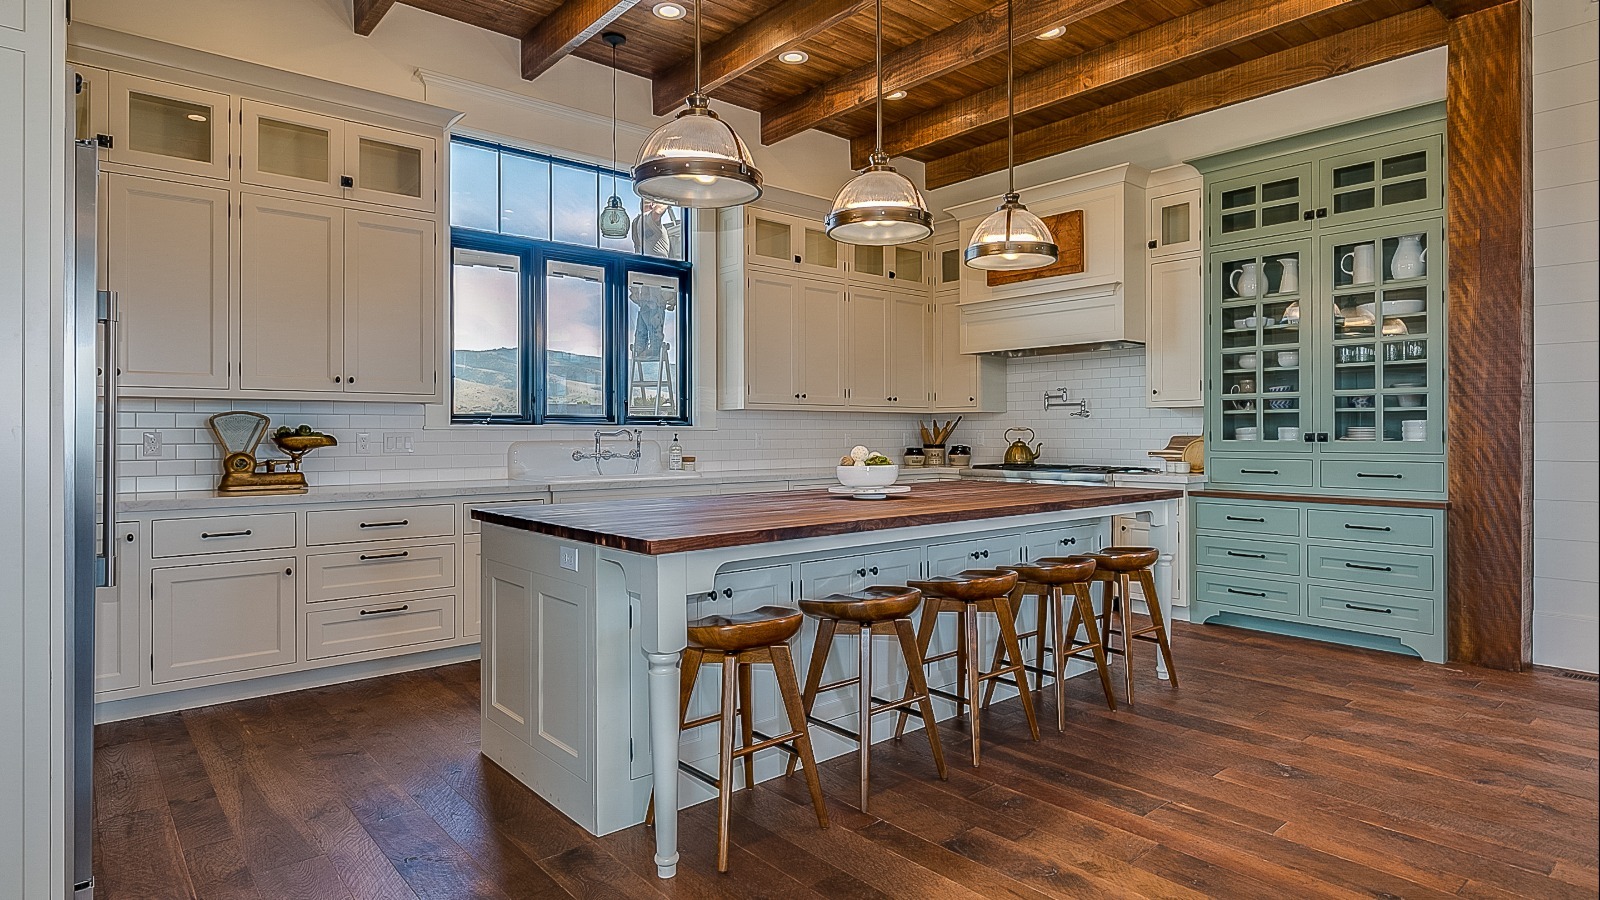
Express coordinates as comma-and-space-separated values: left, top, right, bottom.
571, 429, 644, 473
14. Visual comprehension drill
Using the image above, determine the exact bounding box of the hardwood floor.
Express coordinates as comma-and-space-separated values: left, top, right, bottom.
93, 621, 1600, 899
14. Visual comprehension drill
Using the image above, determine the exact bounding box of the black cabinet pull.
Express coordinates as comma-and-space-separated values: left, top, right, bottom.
1227, 587, 1266, 598
856, 568, 867, 577
1344, 562, 1393, 572
1343, 523, 1392, 532
359, 519, 409, 528
868, 566, 878, 575
284, 567, 293, 576
333, 376, 342, 383
1239, 469, 1279, 475
970, 549, 989, 560
1225, 515, 1266, 523
360, 550, 410, 561
1303, 210, 1315, 220
1316, 207, 1328, 218
347, 376, 355, 384
723, 588, 733, 598
124, 533, 135, 542
1060, 537, 1076, 545
200, 529, 252, 539
1356, 472, 1403, 479
341, 175, 354, 188
1344, 602, 1392, 615
794, 255, 801, 263
359, 604, 410, 616
1147, 239, 1158, 249
1226, 551, 1266, 559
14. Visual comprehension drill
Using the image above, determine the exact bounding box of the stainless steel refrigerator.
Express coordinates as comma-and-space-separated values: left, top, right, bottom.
66, 67, 119, 899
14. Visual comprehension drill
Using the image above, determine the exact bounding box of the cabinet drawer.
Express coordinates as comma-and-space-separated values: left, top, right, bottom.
1192, 500, 1301, 537
1306, 544, 1435, 592
305, 542, 456, 602
306, 504, 456, 545
305, 595, 457, 660
1207, 457, 1313, 488
464, 498, 547, 534
1193, 534, 1300, 577
1023, 523, 1102, 561
1305, 508, 1436, 548
1192, 570, 1301, 616
1319, 460, 1445, 494
1306, 585, 1435, 635
151, 513, 297, 558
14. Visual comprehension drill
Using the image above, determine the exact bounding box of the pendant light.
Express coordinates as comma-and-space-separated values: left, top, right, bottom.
632, 0, 763, 208
964, 0, 1057, 271
825, 0, 933, 245
599, 32, 632, 239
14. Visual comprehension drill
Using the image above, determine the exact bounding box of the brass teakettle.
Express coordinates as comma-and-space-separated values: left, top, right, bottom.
1003, 427, 1043, 465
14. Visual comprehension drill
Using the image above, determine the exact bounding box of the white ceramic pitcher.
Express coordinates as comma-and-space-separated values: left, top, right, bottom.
1276, 257, 1300, 294
1229, 261, 1260, 298
1391, 234, 1427, 279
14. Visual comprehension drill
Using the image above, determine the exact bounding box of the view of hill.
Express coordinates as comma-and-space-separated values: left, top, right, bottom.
452, 347, 603, 416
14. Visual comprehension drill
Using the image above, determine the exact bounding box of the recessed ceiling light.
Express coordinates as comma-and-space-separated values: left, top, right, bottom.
884, 89, 907, 101
652, 2, 686, 20
186, 113, 208, 122
778, 49, 809, 65
1037, 26, 1066, 39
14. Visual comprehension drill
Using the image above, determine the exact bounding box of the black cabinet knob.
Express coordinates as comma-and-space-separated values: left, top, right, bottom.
341, 175, 354, 188
1147, 239, 1157, 249
868, 566, 878, 575
856, 568, 867, 577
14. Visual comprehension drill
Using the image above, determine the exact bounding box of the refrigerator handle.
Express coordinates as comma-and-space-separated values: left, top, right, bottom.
98, 290, 118, 588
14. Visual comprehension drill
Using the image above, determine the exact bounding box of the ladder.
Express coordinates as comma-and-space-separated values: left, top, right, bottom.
629, 341, 676, 416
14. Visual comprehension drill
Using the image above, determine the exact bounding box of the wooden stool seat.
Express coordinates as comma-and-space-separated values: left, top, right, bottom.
897, 569, 1038, 766
791, 586, 947, 813
1004, 556, 1098, 585
1086, 546, 1178, 706
1088, 546, 1161, 572
687, 606, 803, 651
799, 586, 922, 623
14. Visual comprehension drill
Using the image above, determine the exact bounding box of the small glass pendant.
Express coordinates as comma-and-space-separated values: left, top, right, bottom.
599, 194, 632, 238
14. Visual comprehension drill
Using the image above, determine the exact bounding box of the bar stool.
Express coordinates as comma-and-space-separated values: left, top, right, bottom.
896, 569, 1039, 766
981, 555, 1117, 730
1091, 546, 1179, 705
787, 586, 948, 813
646, 606, 828, 873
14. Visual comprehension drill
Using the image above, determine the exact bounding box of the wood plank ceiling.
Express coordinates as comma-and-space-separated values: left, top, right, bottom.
355, 0, 1459, 188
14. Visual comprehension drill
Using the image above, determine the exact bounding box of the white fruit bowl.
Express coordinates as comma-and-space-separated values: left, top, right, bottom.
837, 464, 899, 488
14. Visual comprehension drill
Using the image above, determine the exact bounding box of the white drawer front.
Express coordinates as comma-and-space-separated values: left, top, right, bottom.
306, 504, 456, 545
305, 542, 456, 602
305, 595, 457, 660
464, 498, 547, 534
151, 512, 297, 558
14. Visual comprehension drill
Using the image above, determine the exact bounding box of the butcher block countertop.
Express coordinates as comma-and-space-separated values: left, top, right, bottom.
472, 481, 1182, 555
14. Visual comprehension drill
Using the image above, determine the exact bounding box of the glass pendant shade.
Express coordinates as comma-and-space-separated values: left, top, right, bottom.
599, 194, 631, 238
633, 95, 763, 207
964, 193, 1058, 270
826, 155, 933, 245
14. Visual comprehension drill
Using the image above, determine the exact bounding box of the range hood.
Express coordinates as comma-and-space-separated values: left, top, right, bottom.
995, 339, 1145, 358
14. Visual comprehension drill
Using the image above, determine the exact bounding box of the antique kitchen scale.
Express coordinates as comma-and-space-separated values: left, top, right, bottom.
207, 411, 336, 495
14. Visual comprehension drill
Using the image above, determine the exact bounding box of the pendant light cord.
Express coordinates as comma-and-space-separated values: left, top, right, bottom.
1006, 0, 1015, 195
610, 39, 620, 191
694, 0, 703, 96
874, 0, 884, 157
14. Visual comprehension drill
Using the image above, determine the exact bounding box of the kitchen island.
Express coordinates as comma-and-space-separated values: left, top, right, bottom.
473, 480, 1182, 878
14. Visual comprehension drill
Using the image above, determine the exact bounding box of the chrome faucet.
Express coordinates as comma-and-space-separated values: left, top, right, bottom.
572, 428, 644, 473
1043, 388, 1092, 417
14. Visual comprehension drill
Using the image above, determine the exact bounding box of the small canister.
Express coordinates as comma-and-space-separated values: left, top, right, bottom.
902, 447, 926, 467
923, 445, 947, 467
947, 444, 972, 467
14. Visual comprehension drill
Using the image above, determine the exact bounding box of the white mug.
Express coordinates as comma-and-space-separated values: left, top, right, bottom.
1278, 426, 1301, 442
1340, 244, 1375, 284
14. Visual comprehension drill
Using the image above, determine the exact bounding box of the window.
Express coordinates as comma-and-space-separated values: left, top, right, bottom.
448, 137, 690, 425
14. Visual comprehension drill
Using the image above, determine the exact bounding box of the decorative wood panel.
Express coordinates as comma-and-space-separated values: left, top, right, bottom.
983, 210, 1085, 287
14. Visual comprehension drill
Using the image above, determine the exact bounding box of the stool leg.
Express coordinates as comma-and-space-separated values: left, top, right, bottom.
770, 644, 829, 830
1119, 574, 1136, 706
1069, 583, 1117, 711
1048, 586, 1067, 732
1034, 588, 1050, 696
857, 623, 874, 813
1137, 569, 1180, 688
954, 605, 970, 722
1100, 580, 1116, 652
991, 596, 1041, 742
738, 661, 755, 791
980, 585, 1025, 709
788, 618, 836, 777
962, 604, 982, 766
716, 657, 739, 872
892, 617, 947, 781
646, 647, 704, 826
896, 605, 939, 739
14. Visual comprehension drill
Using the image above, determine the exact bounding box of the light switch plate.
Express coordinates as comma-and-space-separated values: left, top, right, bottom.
382, 432, 414, 454
559, 546, 578, 571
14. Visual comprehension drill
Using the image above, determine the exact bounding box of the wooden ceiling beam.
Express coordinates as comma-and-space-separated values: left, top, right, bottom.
761, 0, 1132, 146
925, 6, 1449, 189
353, 0, 397, 36
651, 0, 870, 116
1429, 0, 1516, 18
521, 0, 643, 81
855, 0, 1366, 169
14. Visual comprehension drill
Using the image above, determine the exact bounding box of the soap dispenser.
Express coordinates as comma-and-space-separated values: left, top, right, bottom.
668, 434, 684, 471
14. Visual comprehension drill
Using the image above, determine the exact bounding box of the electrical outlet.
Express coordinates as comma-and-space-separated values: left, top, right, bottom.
559, 546, 578, 571
141, 431, 161, 457
355, 432, 372, 454
382, 432, 414, 454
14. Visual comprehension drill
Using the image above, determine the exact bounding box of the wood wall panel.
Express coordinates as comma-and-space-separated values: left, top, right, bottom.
1443, 0, 1533, 670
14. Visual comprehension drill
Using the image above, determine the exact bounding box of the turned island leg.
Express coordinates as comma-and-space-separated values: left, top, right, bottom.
638, 555, 690, 878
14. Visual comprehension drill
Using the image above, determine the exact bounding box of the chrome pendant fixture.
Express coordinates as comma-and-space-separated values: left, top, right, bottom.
826, 0, 932, 245
599, 32, 633, 239
632, 0, 763, 208
964, 0, 1057, 271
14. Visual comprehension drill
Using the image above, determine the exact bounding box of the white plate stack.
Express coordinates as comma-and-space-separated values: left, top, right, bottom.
1343, 426, 1377, 441
1235, 426, 1259, 441
1401, 420, 1427, 442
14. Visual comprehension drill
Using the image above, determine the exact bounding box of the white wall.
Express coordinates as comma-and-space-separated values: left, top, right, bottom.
1531, 0, 1599, 673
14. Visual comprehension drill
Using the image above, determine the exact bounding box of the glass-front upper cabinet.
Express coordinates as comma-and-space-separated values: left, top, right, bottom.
345, 123, 435, 213
1318, 219, 1444, 454
1209, 240, 1313, 451
1207, 162, 1313, 246
1148, 187, 1201, 258
851, 242, 928, 287
73, 65, 110, 147
242, 101, 342, 197
107, 73, 231, 180
938, 244, 961, 292
1317, 135, 1443, 229
743, 209, 843, 277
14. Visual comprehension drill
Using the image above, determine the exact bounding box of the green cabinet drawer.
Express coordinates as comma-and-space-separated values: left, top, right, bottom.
1306, 585, 1436, 635
1305, 507, 1437, 548
1194, 534, 1301, 577
1208, 456, 1314, 489
1192, 500, 1301, 537
1307, 544, 1436, 592
1319, 460, 1445, 494
1193, 570, 1301, 615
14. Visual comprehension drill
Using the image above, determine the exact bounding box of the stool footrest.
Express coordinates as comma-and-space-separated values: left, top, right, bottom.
807, 717, 860, 742
737, 729, 803, 759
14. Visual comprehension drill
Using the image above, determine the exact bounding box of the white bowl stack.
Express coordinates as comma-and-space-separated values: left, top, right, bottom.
1235, 426, 1259, 441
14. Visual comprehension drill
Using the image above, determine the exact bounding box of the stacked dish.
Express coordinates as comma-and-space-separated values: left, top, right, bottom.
1235, 426, 1259, 441
1342, 426, 1377, 441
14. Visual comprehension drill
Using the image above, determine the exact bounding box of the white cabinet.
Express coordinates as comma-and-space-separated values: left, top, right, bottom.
850, 242, 930, 288
888, 291, 933, 408
73, 64, 110, 147
345, 123, 436, 212
736, 270, 847, 407
107, 73, 231, 181
1147, 187, 1202, 258
95, 523, 141, 694
343, 209, 438, 395
463, 536, 482, 638
305, 595, 457, 661
105, 173, 232, 391
931, 283, 1006, 412
241, 101, 436, 213
1021, 522, 1104, 561
926, 535, 1021, 577
726, 207, 845, 278
1146, 255, 1204, 408
847, 287, 892, 407
151, 557, 297, 683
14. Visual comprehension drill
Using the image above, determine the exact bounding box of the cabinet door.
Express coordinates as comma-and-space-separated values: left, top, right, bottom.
1148, 188, 1201, 258
240, 100, 343, 198
108, 73, 230, 180
1207, 240, 1314, 452
1021, 522, 1102, 561
72, 64, 110, 147
106, 173, 232, 391
932, 291, 980, 409
936, 243, 962, 291
94, 522, 140, 693
239, 194, 345, 392
344, 210, 438, 396
794, 218, 844, 278
1146, 256, 1203, 407
926, 535, 1020, 577
888, 291, 932, 408
151, 557, 296, 683
742, 270, 801, 404
892, 245, 928, 286
345, 122, 436, 212
744, 208, 797, 270
847, 287, 891, 407
1207, 163, 1313, 245
796, 278, 848, 406
462, 537, 482, 638
1317, 135, 1443, 229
